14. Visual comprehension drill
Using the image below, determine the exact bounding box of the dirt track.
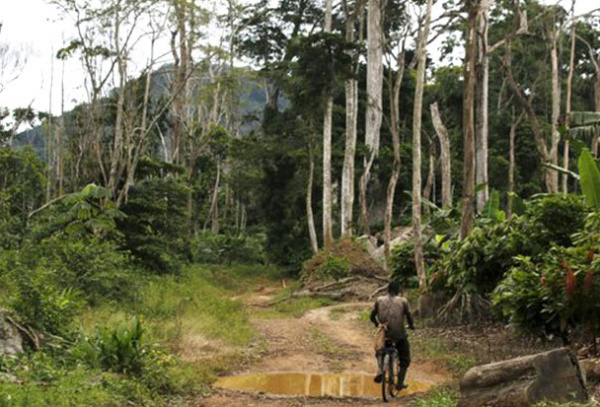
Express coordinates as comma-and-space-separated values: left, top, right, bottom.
190, 290, 450, 407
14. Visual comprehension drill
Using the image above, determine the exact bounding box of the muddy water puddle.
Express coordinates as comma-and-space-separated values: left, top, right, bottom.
215, 372, 433, 398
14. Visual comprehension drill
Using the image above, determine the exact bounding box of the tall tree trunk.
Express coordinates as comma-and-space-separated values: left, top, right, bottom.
341, 0, 361, 238
503, 46, 553, 192
507, 112, 523, 218
58, 59, 65, 196
412, 0, 433, 289
549, 30, 561, 193
423, 141, 436, 203
431, 102, 452, 207
204, 159, 221, 233
307, 148, 319, 254
322, 0, 334, 248
460, 0, 479, 240
169, 0, 189, 165
108, 1, 127, 198
563, 0, 576, 194
594, 57, 600, 158
384, 48, 406, 260
359, 0, 383, 235
46, 49, 54, 202
476, 9, 489, 213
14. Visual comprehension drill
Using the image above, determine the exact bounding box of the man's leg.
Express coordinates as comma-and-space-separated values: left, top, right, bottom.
374, 350, 384, 383
396, 338, 411, 389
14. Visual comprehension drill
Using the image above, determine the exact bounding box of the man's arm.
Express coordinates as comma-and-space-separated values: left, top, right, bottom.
404, 299, 415, 330
370, 301, 379, 327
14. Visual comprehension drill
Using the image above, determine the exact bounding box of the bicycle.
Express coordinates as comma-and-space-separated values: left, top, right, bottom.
379, 339, 402, 402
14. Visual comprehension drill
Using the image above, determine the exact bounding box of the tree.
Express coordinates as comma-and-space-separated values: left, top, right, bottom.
340, 0, 364, 238
412, 0, 433, 288
430, 102, 452, 207
322, 0, 334, 248
563, 0, 577, 194
475, 7, 489, 213
460, 0, 479, 239
359, 0, 384, 235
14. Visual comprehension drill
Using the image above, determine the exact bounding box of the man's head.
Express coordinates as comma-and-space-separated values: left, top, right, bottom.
388, 279, 401, 296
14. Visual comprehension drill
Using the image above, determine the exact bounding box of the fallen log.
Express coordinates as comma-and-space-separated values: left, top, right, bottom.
459, 347, 587, 407
307, 276, 360, 292
368, 284, 388, 300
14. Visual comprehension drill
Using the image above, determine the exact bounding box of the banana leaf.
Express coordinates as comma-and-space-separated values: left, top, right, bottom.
578, 148, 600, 209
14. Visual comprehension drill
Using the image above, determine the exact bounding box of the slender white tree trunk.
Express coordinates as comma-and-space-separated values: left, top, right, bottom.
412, 0, 433, 290
431, 102, 452, 207
204, 159, 221, 233
476, 10, 489, 213
507, 112, 523, 218
341, 1, 361, 238
108, 1, 127, 197
549, 31, 561, 193
322, 0, 334, 247
563, 0, 576, 194
359, 0, 383, 234
423, 141, 436, 203
307, 149, 319, 254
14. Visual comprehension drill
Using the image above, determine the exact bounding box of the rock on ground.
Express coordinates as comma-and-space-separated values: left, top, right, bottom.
0, 312, 23, 356
459, 347, 587, 407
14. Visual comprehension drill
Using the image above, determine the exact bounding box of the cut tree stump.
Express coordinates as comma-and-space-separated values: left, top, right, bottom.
459, 347, 587, 407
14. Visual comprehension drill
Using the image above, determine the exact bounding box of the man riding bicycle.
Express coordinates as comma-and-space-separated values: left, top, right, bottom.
370, 279, 415, 390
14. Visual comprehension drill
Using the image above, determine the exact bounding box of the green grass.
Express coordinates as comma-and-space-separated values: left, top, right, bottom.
411, 333, 477, 376
308, 326, 351, 359
1, 264, 284, 406
410, 387, 459, 407
82, 264, 264, 348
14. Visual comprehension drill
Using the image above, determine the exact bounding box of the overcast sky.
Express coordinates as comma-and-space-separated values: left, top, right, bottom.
1, 0, 599, 116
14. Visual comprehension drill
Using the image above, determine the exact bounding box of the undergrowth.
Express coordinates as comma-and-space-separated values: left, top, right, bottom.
0, 264, 276, 406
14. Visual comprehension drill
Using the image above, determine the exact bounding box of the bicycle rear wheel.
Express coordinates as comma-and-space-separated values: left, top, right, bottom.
387, 352, 401, 399
381, 353, 390, 402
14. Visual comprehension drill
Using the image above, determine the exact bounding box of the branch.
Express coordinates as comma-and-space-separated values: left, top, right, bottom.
543, 163, 580, 180
28, 193, 70, 219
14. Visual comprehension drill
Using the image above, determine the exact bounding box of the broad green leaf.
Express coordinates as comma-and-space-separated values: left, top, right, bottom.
578, 148, 600, 209
483, 190, 500, 219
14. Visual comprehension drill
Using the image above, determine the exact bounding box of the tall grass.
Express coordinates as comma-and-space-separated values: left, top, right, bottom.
1, 264, 282, 406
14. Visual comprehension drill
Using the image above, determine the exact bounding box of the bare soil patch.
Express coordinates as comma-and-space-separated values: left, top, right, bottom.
197, 300, 450, 407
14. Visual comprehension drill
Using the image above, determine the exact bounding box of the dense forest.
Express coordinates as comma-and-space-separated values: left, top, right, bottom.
2, 0, 600, 405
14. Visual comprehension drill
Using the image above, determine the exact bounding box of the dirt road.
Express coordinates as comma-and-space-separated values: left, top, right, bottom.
193, 290, 450, 406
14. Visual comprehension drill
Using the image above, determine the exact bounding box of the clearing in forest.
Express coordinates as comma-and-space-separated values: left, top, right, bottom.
194, 285, 451, 407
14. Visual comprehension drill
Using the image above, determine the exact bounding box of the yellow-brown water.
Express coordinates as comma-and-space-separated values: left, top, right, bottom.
215, 372, 433, 398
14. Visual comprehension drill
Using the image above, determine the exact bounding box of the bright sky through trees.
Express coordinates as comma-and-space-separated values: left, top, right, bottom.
0, 0, 598, 114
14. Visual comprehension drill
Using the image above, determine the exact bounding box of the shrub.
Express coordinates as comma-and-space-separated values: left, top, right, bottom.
431, 194, 589, 296
192, 231, 266, 264
118, 178, 189, 275
301, 239, 385, 285
524, 194, 587, 248
76, 316, 176, 392
313, 255, 349, 281
390, 239, 442, 289
77, 317, 146, 375
9, 265, 81, 338
493, 228, 600, 339
0, 146, 46, 248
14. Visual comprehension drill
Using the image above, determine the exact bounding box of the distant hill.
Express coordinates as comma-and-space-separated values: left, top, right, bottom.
14, 64, 287, 159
